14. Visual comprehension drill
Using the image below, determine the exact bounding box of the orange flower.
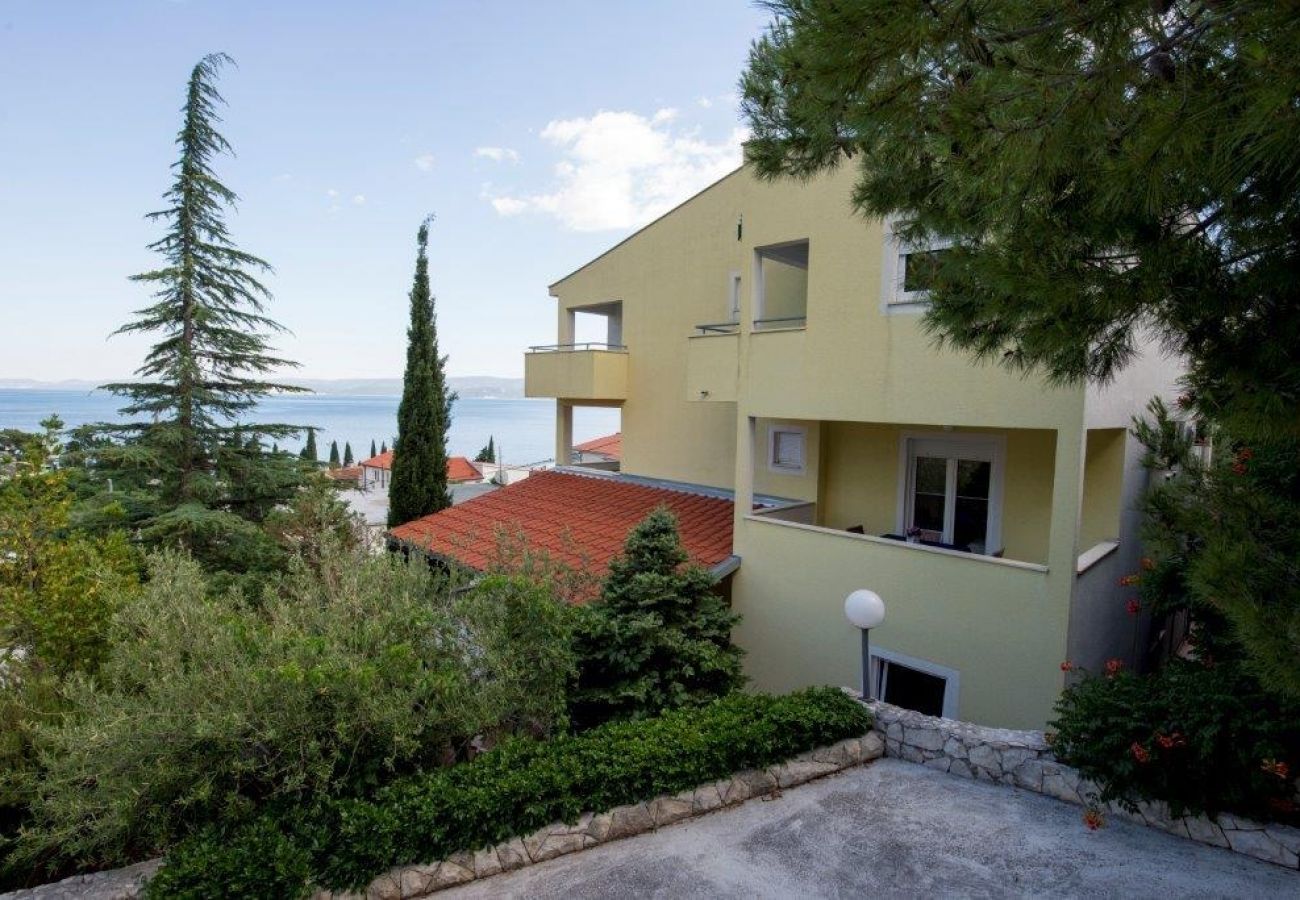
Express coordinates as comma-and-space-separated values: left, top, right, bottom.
1262, 759, 1290, 780
1083, 808, 1105, 831
1104, 658, 1124, 677
1131, 742, 1150, 764
1156, 732, 1186, 750
1119, 574, 1141, 587
1140, 556, 1156, 571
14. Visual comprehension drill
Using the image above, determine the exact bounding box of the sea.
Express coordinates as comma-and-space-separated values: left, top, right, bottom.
0, 389, 620, 467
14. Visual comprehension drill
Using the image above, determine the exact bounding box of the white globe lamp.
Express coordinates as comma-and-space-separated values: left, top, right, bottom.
844, 589, 886, 700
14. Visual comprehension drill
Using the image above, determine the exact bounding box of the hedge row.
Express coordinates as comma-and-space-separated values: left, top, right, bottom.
147, 687, 871, 898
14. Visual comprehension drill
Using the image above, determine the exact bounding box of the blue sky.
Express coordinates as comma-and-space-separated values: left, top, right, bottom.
0, 0, 769, 381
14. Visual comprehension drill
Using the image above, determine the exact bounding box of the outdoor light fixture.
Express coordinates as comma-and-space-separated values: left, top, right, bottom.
844, 589, 885, 701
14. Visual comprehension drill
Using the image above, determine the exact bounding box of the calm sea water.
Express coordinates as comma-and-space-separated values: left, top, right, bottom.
0, 389, 619, 467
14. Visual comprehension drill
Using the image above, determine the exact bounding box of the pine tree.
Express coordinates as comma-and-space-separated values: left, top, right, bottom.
300, 427, 318, 463
387, 218, 455, 526
88, 53, 306, 568
474, 436, 495, 463
569, 507, 745, 729
343, 442, 354, 467
328, 440, 340, 468
369, 439, 377, 459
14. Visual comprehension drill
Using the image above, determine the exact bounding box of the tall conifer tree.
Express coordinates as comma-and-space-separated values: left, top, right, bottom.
92, 53, 305, 566
328, 440, 340, 468
387, 218, 454, 526
300, 427, 318, 463
369, 439, 377, 459
343, 442, 354, 467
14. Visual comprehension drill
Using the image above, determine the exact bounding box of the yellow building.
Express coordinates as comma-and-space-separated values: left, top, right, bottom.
525, 165, 1182, 729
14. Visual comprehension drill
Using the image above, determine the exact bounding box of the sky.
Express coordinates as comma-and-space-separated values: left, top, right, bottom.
0, 0, 770, 381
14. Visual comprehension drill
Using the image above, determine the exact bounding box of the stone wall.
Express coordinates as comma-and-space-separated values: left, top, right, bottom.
860, 693, 1300, 870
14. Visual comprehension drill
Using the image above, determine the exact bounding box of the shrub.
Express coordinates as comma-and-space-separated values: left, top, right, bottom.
146, 687, 871, 898
1050, 660, 1300, 823
570, 507, 745, 729
9, 549, 574, 878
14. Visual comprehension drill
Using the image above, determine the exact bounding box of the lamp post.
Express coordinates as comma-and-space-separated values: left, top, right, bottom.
844, 589, 886, 701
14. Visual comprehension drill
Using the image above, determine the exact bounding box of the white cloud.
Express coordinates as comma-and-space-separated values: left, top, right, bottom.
414, 153, 436, 171
475, 146, 520, 164
352, 194, 366, 206
487, 109, 746, 231
326, 188, 339, 198
696, 96, 713, 108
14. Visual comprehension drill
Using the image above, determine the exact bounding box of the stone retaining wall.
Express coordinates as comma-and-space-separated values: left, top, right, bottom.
4, 733, 883, 900
859, 692, 1300, 870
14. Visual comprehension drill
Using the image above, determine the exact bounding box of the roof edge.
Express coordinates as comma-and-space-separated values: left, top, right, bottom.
547, 164, 748, 294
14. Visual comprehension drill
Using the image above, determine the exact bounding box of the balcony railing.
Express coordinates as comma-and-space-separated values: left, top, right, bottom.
527, 342, 627, 353
694, 321, 740, 336
753, 315, 807, 330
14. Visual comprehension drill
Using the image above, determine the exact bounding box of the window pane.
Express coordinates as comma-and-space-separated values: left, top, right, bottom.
953, 496, 989, 549
902, 249, 949, 293
881, 662, 946, 717
955, 459, 990, 499
914, 456, 947, 493
913, 492, 946, 532
772, 430, 803, 468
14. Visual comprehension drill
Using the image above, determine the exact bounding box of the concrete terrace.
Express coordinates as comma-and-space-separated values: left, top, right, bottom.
446, 759, 1300, 899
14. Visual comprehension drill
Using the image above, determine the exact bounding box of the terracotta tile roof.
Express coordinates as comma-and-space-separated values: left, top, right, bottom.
447, 456, 481, 483
388, 469, 735, 600
325, 465, 363, 482
361, 451, 479, 483
360, 450, 394, 470
574, 432, 622, 460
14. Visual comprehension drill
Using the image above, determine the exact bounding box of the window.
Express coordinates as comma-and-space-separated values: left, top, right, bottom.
768, 426, 806, 474
898, 434, 1003, 554
728, 272, 742, 323
754, 240, 809, 328
901, 248, 950, 295
871, 647, 960, 718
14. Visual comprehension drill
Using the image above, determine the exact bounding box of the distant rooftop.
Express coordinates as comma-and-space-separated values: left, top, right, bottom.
574, 431, 622, 460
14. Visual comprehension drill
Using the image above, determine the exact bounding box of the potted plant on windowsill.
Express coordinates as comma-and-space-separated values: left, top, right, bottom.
905, 526, 923, 544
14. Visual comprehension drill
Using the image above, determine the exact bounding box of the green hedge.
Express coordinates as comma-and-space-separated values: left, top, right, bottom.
147, 687, 870, 898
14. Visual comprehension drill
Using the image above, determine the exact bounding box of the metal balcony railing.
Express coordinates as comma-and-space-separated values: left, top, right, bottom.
526, 342, 628, 353
753, 315, 807, 330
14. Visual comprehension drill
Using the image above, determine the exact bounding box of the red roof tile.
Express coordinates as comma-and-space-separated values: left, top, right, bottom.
447, 456, 481, 483
573, 432, 622, 460
362, 451, 480, 483
325, 465, 363, 482
388, 470, 734, 601
360, 450, 394, 470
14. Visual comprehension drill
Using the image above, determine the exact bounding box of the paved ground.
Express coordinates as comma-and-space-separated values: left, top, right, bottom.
447, 759, 1300, 899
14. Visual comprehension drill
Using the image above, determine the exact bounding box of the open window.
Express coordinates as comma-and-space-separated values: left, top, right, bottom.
872, 647, 960, 718
898, 433, 1004, 554
754, 240, 809, 329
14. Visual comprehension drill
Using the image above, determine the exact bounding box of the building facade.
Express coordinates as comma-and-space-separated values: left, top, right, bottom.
524, 165, 1180, 729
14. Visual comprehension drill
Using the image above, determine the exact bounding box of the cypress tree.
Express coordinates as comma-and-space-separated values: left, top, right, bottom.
369, 439, 377, 459
474, 435, 495, 463
328, 440, 340, 468
91, 53, 305, 566
300, 427, 318, 463
381, 441, 388, 455
387, 217, 455, 526
343, 442, 354, 467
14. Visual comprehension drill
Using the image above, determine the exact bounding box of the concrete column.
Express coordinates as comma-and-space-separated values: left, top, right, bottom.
556, 401, 573, 466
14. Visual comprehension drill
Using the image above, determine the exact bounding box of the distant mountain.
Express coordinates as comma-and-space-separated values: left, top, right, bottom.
0, 376, 526, 399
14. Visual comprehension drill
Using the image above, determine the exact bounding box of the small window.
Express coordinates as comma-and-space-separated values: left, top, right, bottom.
768, 426, 805, 474
875, 659, 948, 718
728, 272, 742, 323
900, 248, 949, 295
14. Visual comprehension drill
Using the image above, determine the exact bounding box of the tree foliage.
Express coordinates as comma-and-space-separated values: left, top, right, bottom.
300, 428, 318, 463
569, 507, 745, 729
475, 435, 495, 464
387, 218, 455, 527
741, 1, 1300, 442
73, 54, 310, 573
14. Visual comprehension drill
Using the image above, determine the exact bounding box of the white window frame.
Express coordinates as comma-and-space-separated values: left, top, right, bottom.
895, 431, 1005, 555
767, 424, 807, 475
728, 271, 742, 323
871, 646, 961, 719
879, 220, 953, 312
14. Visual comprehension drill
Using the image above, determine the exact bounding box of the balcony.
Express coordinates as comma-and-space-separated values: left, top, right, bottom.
525, 343, 628, 402
686, 324, 739, 402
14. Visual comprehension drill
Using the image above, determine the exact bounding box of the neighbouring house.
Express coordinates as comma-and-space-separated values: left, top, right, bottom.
323, 465, 363, 488
572, 432, 621, 470
360, 451, 484, 490
404, 164, 1183, 730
